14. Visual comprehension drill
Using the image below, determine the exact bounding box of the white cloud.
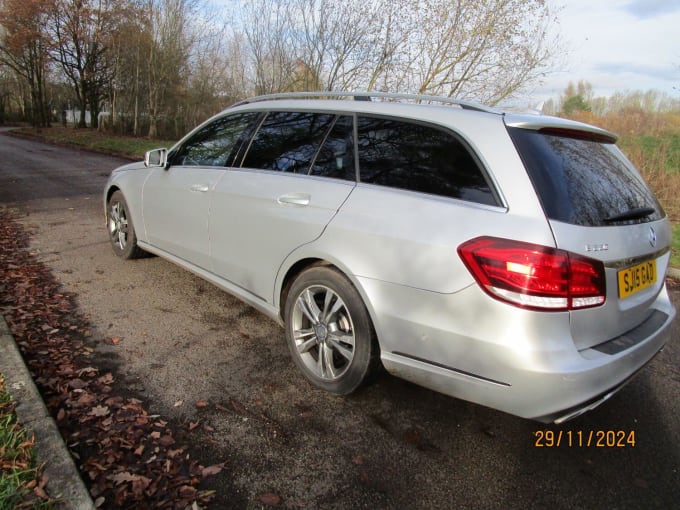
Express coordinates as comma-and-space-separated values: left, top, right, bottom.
534, 0, 680, 101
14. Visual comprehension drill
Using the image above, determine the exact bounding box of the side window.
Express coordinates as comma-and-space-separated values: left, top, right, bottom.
357, 116, 497, 205
310, 115, 355, 181
241, 111, 335, 173
172, 112, 259, 167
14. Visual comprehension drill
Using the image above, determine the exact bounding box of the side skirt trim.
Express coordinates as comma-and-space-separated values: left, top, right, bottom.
390, 351, 511, 387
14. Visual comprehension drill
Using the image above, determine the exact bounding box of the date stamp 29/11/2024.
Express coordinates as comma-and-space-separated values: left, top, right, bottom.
534, 430, 636, 448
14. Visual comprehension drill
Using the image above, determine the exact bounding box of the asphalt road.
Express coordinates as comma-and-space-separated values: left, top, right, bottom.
1, 131, 679, 509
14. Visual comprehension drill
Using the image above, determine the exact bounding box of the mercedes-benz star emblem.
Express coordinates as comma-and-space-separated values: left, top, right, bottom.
649, 227, 657, 248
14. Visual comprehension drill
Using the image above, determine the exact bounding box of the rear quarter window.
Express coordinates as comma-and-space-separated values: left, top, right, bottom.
508, 128, 664, 226
356, 116, 498, 205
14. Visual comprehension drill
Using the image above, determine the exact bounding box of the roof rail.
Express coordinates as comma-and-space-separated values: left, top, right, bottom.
231, 91, 500, 114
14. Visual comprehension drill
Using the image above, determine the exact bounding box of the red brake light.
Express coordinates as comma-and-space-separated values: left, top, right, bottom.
458, 237, 605, 311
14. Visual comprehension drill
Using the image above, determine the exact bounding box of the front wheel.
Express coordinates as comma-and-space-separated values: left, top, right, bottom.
284, 266, 378, 394
107, 190, 145, 259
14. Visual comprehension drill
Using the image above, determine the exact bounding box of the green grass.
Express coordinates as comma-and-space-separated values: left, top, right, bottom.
0, 375, 53, 509
15, 127, 177, 160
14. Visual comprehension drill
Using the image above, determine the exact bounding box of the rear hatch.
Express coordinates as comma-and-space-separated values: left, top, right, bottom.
506, 116, 672, 350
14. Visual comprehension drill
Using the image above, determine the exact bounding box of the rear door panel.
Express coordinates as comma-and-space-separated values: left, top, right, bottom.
209, 170, 354, 302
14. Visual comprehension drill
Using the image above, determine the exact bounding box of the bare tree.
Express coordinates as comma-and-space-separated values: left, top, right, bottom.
164, 4, 246, 130
239, 0, 558, 104
401, 0, 557, 104
0, 0, 52, 127
103, 1, 145, 133
144, 0, 196, 137
241, 0, 297, 94
0, 64, 26, 125
49, 0, 116, 127
1, 0, 563, 137
290, 0, 361, 90
222, 30, 252, 100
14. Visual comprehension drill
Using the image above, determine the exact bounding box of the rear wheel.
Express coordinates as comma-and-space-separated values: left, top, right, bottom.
284, 266, 378, 394
107, 191, 145, 259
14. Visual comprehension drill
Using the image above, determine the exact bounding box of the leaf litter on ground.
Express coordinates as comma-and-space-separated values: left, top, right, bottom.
0, 209, 225, 509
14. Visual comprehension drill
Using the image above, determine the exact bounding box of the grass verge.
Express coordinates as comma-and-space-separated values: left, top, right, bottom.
11, 127, 177, 161
0, 374, 53, 509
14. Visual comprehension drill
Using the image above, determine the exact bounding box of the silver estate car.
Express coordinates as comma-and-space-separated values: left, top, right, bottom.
104, 92, 676, 423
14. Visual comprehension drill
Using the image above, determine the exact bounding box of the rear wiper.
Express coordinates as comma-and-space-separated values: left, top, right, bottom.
604, 207, 656, 223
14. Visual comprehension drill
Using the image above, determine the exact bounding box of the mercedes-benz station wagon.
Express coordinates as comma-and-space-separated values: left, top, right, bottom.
104, 92, 676, 423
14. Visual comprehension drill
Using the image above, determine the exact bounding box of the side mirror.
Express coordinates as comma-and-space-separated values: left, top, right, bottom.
144, 148, 168, 169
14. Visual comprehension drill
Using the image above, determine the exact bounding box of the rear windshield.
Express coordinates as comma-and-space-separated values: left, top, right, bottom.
508, 127, 664, 226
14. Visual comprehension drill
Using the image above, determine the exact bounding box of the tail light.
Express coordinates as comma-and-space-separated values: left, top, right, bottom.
458, 237, 605, 311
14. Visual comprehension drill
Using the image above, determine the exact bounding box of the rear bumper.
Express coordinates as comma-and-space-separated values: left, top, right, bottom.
538, 350, 662, 424
359, 277, 675, 422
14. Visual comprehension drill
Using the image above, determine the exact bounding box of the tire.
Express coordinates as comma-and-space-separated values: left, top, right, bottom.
284, 266, 378, 394
107, 190, 145, 260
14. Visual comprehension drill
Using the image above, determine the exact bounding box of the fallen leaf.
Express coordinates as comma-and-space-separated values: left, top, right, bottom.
33, 485, 48, 500
195, 400, 209, 408
179, 485, 197, 498
109, 471, 142, 485
230, 399, 248, 415
0, 212, 219, 509
131, 476, 151, 496
89, 405, 109, 417
69, 378, 88, 389
77, 393, 96, 405
201, 463, 225, 477
259, 493, 281, 505
158, 434, 175, 446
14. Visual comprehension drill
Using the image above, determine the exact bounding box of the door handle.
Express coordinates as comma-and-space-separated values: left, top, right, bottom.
189, 184, 210, 193
277, 193, 310, 206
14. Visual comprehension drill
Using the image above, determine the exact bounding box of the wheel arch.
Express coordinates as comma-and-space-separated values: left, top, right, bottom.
276, 255, 384, 351
104, 173, 148, 245
278, 258, 329, 322
105, 184, 121, 205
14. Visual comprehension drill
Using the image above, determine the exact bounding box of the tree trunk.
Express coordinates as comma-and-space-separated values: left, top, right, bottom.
90, 90, 100, 129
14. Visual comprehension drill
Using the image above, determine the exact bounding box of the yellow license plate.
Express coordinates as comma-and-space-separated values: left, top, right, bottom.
618, 259, 657, 299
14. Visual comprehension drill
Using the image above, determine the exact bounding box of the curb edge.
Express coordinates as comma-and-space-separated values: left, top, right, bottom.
0, 316, 95, 510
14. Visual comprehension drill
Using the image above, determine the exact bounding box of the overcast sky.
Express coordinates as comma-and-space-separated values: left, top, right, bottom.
535, 0, 680, 101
